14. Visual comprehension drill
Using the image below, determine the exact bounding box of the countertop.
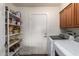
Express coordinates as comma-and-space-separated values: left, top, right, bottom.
54, 40, 79, 56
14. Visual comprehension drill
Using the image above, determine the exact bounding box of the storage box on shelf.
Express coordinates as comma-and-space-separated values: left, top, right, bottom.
9, 43, 21, 56
9, 47, 21, 56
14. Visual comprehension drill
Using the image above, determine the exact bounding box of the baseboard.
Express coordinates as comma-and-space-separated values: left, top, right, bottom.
18, 54, 48, 56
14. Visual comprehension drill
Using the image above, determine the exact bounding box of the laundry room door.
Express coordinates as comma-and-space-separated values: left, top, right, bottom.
29, 13, 48, 54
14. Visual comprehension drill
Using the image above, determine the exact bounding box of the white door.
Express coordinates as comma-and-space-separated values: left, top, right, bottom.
29, 13, 47, 54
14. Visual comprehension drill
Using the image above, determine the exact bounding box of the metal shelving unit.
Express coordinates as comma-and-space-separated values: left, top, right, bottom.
5, 6, 22, 56
9, 39, 21, 48
9, 33, 20, 36
9, 47, 21, 56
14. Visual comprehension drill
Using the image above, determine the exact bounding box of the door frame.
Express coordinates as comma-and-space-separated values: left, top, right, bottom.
29, 12, 48, 54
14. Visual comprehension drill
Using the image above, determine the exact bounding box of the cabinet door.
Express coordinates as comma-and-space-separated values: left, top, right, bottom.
66, 4, 74, 28
60, 10, 67, 28
60, 11, 64, 28
75, 3, 79, 27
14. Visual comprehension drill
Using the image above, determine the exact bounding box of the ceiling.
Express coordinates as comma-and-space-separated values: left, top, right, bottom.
13, 3, 62, 7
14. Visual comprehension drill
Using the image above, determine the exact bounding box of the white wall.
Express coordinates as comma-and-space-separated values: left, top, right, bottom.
0, 3, 5, 56
17, 7, 61, 46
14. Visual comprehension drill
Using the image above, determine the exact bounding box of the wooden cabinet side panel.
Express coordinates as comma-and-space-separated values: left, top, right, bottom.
75, 3, 79, 27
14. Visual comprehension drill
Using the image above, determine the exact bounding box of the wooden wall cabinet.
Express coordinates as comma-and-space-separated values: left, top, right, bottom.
60, 3, 79, 28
